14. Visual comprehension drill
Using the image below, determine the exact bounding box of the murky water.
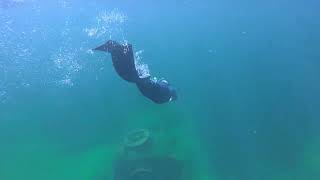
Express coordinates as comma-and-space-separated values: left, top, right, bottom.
0, 0, 319, 180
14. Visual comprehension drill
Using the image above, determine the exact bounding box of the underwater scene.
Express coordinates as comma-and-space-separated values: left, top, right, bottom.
0, 0, 319, 180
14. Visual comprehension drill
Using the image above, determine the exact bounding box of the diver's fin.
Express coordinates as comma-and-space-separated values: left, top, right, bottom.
93, 40, 120, 52
93, 43, 110, 52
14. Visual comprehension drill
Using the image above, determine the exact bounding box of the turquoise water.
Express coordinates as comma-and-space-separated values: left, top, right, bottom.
0, 0, 319, 179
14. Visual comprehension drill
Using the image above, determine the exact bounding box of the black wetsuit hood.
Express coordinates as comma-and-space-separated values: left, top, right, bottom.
136, 77, 177, 104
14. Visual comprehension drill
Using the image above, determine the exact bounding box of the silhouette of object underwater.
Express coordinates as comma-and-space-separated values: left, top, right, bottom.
124, 129, 151, 152
93, 40, 177, 104
113, 157, 183, 180
113, 129, 183, 180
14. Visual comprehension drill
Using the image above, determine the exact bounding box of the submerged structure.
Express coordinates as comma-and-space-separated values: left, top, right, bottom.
114, 157, 183, 180
114, 129, 183, 180
124, 129, 151, 150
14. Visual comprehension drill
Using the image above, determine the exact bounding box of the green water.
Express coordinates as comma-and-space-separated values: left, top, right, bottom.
0, 0, 319, 180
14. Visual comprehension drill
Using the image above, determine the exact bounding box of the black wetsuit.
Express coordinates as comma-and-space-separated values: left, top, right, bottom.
136, 77, 177, 104
94, 40, 177, 104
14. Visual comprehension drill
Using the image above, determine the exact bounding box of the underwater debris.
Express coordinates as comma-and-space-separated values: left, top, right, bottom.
114, 129, 184, 180
114, 157, 183, 180
129, 167, 153, 180
124, 129, 151, 150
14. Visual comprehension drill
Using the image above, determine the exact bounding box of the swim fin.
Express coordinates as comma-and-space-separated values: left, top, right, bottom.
93, 40, 120, 52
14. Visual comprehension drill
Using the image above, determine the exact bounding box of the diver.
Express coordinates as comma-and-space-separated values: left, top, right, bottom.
93, 40, 177, 104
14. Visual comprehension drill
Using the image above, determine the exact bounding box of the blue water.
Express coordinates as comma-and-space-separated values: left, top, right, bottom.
0, 0, 319, 180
